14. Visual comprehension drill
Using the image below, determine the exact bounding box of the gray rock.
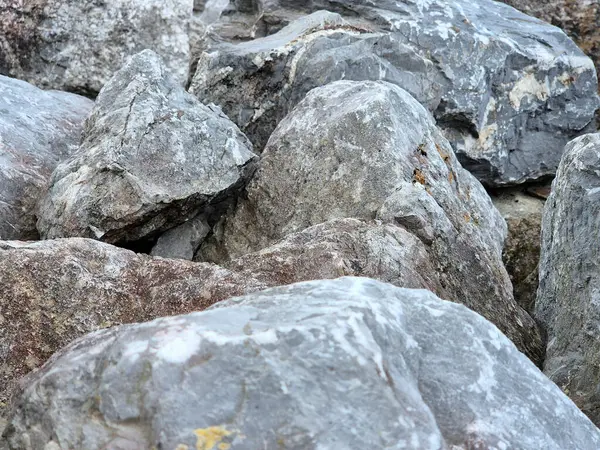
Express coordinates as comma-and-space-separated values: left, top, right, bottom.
0, 75, 93, 240
200, 80, 544, 364
537, 132, 600, 424
190, 2, 599, 185
492, 188, 545, 314
2, 278, 598, 449
0, 0, 192, 95
37, 50, 258, 245
0, 237, 265, 419
151, 214, 211, 260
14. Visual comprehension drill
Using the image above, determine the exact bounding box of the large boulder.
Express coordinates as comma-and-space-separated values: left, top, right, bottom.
500, 0, 600, 83
492, 188, 545, 314
2, 278, 599, 449
190, 3, 599, 185
0, 0, 192, 95
0, 238, 265, 419
0, 75, 92, 240
200, 80, 544, 364
537, 132, 600, 424
37, 50, 257, 245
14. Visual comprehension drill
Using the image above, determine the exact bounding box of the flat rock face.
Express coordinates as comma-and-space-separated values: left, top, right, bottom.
0, 75, 93, 240
190, 2, 599, 185
200, 80, 543, 364
0, 238, 265, 419
501, 0, 600, 82
2, 278, 599, 450
492, 189, 545, 314
0, 0, 192, 95
537, 132, 600, 424
37, 50, 258, 245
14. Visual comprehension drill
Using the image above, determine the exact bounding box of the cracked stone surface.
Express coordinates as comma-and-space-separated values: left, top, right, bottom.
2, 278, 599, 450
200, 80, 544, 364
190, 2, 599, 185
0, 0, 192, 95
37, 50, 258, 245
537, 132, 600, 425
0, 74, 92, 240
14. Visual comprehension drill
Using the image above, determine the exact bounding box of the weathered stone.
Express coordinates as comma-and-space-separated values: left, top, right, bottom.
492, 188, 545, 314
0, 238, 265, 419
190, 2, 599, 185
500, 0, 600, 84
151, 214, 210, 260
0, 75, 93, 240
0, 0, 192, 95
37, 50, 257, 245
2, 278, 598, 449
537, 132, 600, 425
200, 80, 544, 364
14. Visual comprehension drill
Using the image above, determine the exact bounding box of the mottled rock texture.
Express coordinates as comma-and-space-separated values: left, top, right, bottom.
200, 80, 544, 364
190, 2, 599, 185
492, 188, 545, 314
0, 0, 192, 95
501, 0, 600, 83
37, 50, 257, 245
2, 278, 599, 450
0, 75, 92, 240
0, 238, 265, 419
537, 132, 600, 425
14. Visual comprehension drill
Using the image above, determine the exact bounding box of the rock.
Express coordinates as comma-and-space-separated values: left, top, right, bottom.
492, 188, 545, 314
151, 214, 211, 260
0, 238, 265, 419
2, 278, 599, 449
500, 0, 600, 83
537, 132, 600, 424
0, 0, 192, 95
200, 80, 544, 364
190, 3, 599, 185
37, 50, 258, 245
0, 75, 93, 240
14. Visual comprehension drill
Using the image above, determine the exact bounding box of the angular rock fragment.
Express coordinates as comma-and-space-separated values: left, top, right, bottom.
0, 75, 92, 240
537, 132, 600, 424
37, 50, 257, 245
151, 214, 211, 261
0, 238, 265, 418
0, 0, 192, 94
200, 80, 543, 363
2, 278, 598, 449
190, 2, 599, 185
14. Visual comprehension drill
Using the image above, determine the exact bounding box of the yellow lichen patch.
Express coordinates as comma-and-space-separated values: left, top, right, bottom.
413, 168, 426, 185
448, 171, 454, 183
175, 445, 189, 450
194, 427, 232, 450
218, 444, 231, 450
464, 213, 471, 223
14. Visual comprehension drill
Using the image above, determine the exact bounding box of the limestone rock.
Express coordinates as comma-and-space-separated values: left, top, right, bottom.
492, 188, 545, 314
37, 50, 257, 245
0, 75, 93, 240
500, 0, 600, 82
200, 80, 544, 364
0, 238, 265, 419
190, 3, 599, 185
2, 278, 598, 449
151, 214, 210, 261
537, 132, 600, 424
0, 0, 192, 95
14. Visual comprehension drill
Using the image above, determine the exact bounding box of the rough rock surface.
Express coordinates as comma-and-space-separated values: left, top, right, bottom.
501, 0, 600, 82
537, 132, 600, 424
0, 75, 92, 240
0, 238, 265, 419
151, 214, 211, 260
200, 80, 543, 364
2, 278, 599, 450
190, 3, 599, 185
37, 50, 257, 245
0, 0, 192, 95
492, 188, 545, 314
